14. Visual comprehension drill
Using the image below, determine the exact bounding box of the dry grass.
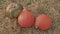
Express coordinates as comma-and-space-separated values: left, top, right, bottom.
0, 0, 60, 34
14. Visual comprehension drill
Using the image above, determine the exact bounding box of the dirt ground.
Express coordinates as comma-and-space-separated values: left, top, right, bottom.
0, 0, 60, 34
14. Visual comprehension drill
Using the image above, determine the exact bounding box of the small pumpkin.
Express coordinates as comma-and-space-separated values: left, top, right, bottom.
6, 3, 23, 18
18, 7, 35, 27
35, 14, 52, 30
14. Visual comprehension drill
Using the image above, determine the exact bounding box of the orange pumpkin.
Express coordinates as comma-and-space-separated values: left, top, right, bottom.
18, 7, 34, 27
35, 14, 52, 30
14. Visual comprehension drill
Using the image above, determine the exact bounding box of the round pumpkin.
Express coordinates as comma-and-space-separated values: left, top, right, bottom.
18, 7, 34, 27
35, 14, 52, 30
6, 3, 23, 18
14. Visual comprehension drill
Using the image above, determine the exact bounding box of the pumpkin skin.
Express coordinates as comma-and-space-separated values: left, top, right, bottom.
35, 14, 52, 30
18, 7, 34, 28
6, 3, 23, 18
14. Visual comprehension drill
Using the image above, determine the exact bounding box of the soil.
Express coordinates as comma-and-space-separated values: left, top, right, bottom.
0, 0, 60, 34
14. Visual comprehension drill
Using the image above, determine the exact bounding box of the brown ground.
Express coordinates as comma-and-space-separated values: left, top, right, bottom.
0, 0, 60, 34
